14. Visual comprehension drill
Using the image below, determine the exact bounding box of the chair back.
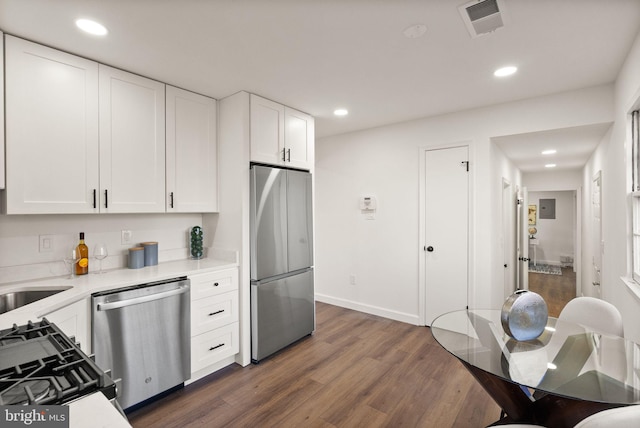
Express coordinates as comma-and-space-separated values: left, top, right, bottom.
573, 405, 640, 427
558, 296, 623, 336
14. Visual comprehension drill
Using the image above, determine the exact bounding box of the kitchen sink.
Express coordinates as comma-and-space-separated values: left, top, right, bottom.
0, 287, 72, 315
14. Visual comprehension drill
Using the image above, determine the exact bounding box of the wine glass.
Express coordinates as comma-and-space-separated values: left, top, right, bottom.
93, 243, 108, 274
63, 248, 80, 279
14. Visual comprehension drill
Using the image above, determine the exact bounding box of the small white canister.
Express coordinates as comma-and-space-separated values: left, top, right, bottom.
141, 241, 158, 266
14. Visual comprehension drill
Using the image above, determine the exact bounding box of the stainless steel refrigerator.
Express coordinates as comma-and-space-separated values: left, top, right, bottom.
250, 164, 315, 362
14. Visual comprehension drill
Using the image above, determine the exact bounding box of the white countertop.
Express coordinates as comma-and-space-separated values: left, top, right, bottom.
69, 392, 132, 428
0, 257, 238, 328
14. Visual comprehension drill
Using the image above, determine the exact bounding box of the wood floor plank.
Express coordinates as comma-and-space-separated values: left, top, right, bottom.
127, 302, 508, 427
528, 267, 576, 317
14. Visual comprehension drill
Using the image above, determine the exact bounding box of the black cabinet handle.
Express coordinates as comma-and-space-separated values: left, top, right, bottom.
281, 148, 286, 162
426, 246, 434, 252
104, 189, 108, 208
213, 282, 219, 287
287, 148, 291, 162
208, 310, 225, 316
93, 189, 97, 209
209, 343, 224, 351
169, 192, 174, 208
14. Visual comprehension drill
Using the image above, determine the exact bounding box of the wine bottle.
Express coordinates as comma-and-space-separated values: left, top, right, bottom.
75, 232, 89, 275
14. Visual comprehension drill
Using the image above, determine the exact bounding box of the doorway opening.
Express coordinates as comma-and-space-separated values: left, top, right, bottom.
526, 190, 578, 317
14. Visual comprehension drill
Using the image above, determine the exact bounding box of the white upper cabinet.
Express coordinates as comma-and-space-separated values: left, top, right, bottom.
284, 107, 314, 170
4, 36, 100, 214
166, 86, 218, 213
99, 65, 166, 213
250, 94, 314, 170
250, 95, 285, 165
0, 31, 5, 190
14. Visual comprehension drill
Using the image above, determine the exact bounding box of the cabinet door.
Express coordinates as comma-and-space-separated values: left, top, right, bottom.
166, 86, 218, 213
42, 298, 91, 354
99, 65, 165, 213
285, 107, 314, 170
0, 31, 4, 190
4, 36, 99, 214
250, 94, 285, 165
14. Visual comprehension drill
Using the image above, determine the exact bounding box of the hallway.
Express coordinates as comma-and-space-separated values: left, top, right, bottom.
528, 267, 576, 317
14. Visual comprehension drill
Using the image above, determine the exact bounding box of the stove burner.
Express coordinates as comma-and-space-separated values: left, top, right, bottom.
0, 319, 117, 406
3, 380, 51, 405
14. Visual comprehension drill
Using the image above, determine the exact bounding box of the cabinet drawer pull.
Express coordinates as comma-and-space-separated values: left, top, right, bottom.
281, 148, 286, 162
209, 343, 224, 351
104, 189, 108, 208
213, 282, 219, 287
169, 191, 174, 208
208, 309, 225, 316
93, 189, 97, 209
287, 148, 291, 162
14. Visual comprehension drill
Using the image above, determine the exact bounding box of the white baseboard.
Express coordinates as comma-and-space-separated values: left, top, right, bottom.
315, 293, 420, 325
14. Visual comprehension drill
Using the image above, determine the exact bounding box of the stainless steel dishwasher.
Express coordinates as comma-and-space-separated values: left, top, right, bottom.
91, 277, 190, 410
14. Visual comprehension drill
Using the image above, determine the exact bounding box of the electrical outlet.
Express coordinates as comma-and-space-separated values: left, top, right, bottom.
121, 230, 133, 245
39, 235, 54, 253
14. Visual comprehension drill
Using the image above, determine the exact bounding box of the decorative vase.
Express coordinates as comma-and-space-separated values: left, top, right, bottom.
190, 226, 204, 259
501, 290, 548, 341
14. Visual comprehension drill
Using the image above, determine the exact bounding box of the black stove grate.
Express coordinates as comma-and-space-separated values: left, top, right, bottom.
0, 318, 117, 405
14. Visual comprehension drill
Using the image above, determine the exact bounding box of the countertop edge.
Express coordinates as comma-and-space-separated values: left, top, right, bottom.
0, 258, 238, 328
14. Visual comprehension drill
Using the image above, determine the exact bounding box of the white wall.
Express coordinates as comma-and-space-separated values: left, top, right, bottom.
316, 85, 614, 324
594, 29, 640, 342
528, 191, 575, 266
580, 127, 610, 299
0, 213, 204, 284
523, 169, 582, 191
490, 142, 521, 299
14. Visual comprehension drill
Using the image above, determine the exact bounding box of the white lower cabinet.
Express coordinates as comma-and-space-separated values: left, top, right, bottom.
41, 298, 91, 354
189, 268, 239, 381
191, 322, 239, 373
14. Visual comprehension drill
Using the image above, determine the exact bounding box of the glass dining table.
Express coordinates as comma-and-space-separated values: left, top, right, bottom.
431, 309, 640, 427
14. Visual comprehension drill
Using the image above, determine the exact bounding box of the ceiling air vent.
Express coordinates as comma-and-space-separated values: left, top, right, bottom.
459, 0, 507, 38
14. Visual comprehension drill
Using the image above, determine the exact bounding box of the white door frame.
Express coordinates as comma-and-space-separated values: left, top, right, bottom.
516, 186, 529, 290
502, 178, 516, 298
418, 142, 474, 326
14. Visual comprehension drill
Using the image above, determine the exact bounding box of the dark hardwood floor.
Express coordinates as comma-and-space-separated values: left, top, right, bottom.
128, 302, 501, 427
127, 271, 572, 428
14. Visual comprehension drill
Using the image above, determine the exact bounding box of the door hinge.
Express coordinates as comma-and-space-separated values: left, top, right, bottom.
461, 161, 469, 172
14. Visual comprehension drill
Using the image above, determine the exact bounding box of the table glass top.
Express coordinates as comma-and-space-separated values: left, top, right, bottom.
431, 309, 640, 404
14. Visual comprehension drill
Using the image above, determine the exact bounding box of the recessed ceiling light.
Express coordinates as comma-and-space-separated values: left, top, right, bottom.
545, 164, 557, 168
494, 66, 517, 77
334, 109, 349, 117
403, 24, 427, 39
76, 18, 108, 36
542, 149, 557, 155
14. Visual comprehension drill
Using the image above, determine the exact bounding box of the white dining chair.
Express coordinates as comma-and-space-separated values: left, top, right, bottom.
558, 296, 624, 337
573, 405, 640, 427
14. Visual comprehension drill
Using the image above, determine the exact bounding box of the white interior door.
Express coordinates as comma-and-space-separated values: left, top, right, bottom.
516, 187, 529, 290
424, 146, 469, 325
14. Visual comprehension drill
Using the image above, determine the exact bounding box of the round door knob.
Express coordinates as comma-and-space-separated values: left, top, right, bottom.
426, 246, 434, 252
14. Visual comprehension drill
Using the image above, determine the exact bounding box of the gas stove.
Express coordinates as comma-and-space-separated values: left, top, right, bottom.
0, 318, 118, 406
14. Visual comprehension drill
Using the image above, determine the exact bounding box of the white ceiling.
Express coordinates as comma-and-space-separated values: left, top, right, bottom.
0, 0, 638, 171
492, 123, 612, 173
